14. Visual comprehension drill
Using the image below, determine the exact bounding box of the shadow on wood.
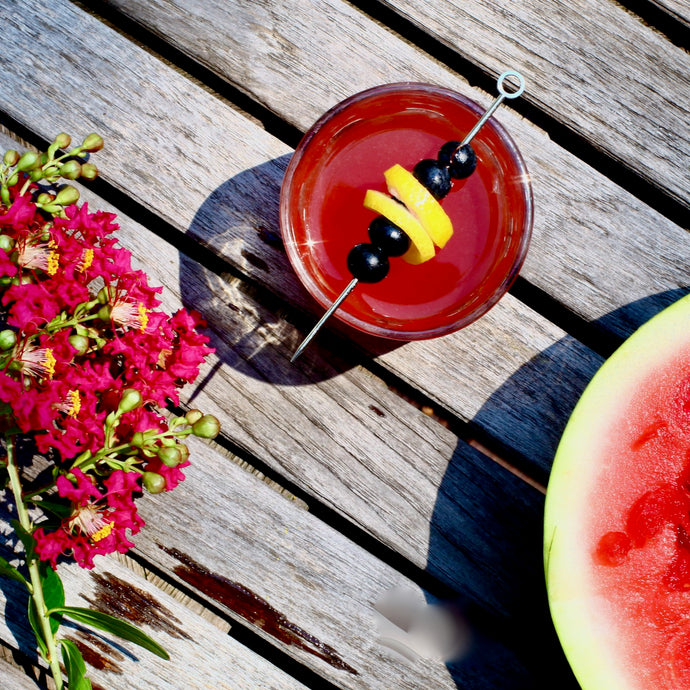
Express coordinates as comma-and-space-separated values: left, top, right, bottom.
179, 157, 404, 384
426, 288, 690, 689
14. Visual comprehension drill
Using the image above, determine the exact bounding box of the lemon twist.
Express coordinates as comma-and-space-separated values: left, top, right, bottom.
363, 190, 435, 265
364, 164, 454, 264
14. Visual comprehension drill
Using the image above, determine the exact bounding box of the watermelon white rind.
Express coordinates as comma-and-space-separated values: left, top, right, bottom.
544, 293, 690, 690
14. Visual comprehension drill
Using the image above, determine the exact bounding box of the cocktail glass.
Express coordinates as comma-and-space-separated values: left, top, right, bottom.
280, 81, 533, 342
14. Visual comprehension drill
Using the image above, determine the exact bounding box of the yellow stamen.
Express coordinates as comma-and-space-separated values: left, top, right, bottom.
44, 349, 56, 379
47, 250, 59, 276
67, 390, 81, 416
90, 521, 114, 543
79, 248, 94, 273
138, 303, 149, 333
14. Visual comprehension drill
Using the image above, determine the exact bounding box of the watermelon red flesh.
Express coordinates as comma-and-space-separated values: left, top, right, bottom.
544, 294, 690, 690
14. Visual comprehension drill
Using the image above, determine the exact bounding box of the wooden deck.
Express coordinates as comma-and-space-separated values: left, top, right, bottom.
0, 0, 688, 687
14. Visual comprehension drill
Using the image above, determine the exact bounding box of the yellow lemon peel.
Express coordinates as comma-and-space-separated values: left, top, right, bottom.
363, 189, 435, 265
383, 164, 453, 249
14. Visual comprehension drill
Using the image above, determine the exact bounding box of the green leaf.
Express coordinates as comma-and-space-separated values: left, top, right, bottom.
60, 639, 92, 690
49, 606, 169, 660
28, 564, 65, 655
0, 554, 28, 587
40, 563, 65, 637
30, 499, 72, 519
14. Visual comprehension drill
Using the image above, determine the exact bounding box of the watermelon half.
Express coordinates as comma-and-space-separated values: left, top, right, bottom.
544, 293, 690, 689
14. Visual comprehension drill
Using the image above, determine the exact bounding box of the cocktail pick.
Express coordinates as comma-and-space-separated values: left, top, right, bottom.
290, 70, 526, 362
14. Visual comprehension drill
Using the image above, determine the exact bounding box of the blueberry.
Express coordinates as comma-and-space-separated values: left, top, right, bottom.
367, 216, 410, 257
438, 141, 477, 179
347, 243, 389, 283
412, 159, 452, 200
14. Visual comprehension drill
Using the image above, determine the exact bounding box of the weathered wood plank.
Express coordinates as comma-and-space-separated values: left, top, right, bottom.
0, 128, 574, 685
0, 655, 47, 690
0, 0, 609, 477
134, 435, 572, 689
382, 0, 690, 207
0, 523, 309, 689
90, 0, 689, 335
650, 0, 690, 27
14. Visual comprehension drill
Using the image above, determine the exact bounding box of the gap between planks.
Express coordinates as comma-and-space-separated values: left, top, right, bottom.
72, 0, 303, 146
0, 120, 551, 496
80, 0, 689, 229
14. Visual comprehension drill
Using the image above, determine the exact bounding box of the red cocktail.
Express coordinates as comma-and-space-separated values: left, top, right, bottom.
280, 82, 532, 340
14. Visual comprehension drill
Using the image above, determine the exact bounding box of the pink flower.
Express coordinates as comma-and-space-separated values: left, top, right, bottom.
1, 168, 217, 570
34, 468, 144, 569
2, 282, 60, 333
0, 192, 36, 230
0, 247, 17, 278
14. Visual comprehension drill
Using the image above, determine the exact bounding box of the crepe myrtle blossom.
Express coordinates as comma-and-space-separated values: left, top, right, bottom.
33, 468, 144, 570
0, 140, 220, 571
0, 133, 220, 690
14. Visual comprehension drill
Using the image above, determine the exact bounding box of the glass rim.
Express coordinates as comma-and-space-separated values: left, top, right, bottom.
280, 82, 534, 340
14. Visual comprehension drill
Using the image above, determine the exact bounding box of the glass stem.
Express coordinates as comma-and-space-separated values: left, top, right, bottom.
5, 435, 63, 689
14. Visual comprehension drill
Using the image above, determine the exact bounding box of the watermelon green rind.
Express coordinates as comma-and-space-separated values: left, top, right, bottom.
544, 293, 690, 689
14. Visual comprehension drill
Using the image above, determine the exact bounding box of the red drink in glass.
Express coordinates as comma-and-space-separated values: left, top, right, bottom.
280, 83, 533, 340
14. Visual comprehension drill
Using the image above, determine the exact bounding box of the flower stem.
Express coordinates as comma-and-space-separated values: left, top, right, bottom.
5, 435, 63, 689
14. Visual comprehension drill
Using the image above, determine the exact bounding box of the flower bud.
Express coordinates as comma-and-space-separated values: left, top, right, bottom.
80, 162, 99, 180
177, 443, 189, 463
15, 151, 40, 172
40, 204, 62, 215
0, 329, 17, 350
131, 431, 145, 447
97, 304, 112, 321
59, 160, 82, 180
28, 169, 44, 182
3, 150, 19, 166
81, 133, 104, 152
142, 471, 166, 494
192, 414, 220, 439
36, 192, 53, 205
0, 234, 14, 251
97, 285, 116, 304
68, 334, 89, 354
54, 185, 80, 206
53, 132, 72, 149
6, 172, 18, 187
185, 409, 203, 425
158, 446, 182, 467
117, 388, 143, 413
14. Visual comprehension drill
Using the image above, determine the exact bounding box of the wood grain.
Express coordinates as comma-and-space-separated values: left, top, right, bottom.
0, 127, 569, 685
93, 0, 689, 337
0, 0, 610, 477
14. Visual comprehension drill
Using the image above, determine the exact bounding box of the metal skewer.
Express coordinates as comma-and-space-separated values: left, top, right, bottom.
291, 70, 525, 362
291, 278, 358, 362
458, 70, 525, 148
